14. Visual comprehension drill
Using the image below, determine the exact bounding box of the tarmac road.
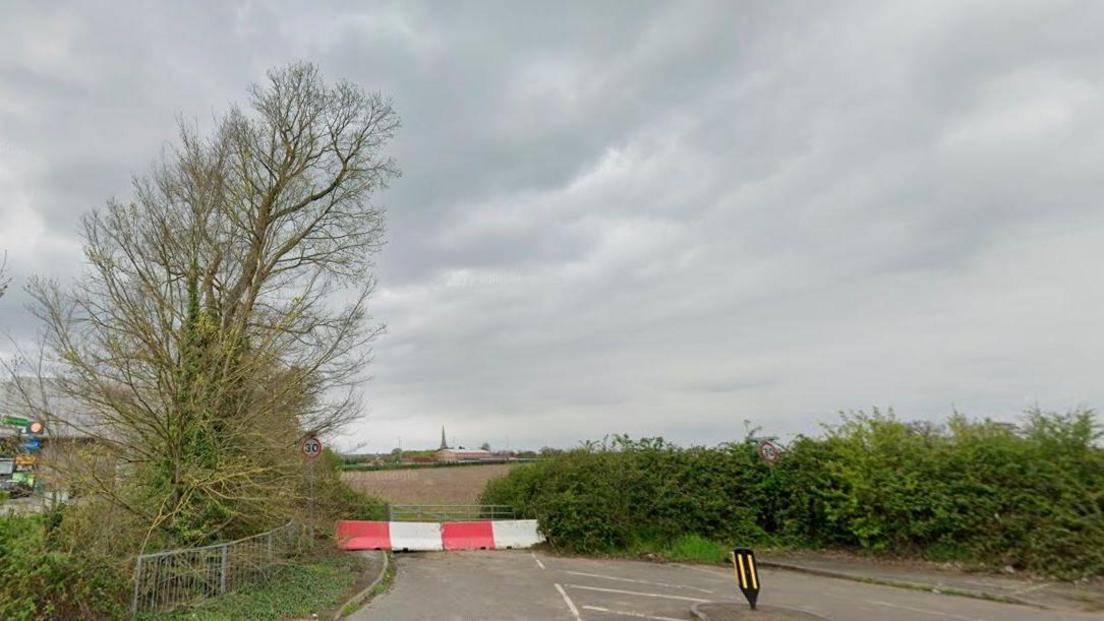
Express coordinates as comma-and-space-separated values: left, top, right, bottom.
353, 550, 1097, 621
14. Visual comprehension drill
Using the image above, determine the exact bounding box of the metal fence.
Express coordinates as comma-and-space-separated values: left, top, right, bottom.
388, 503, 516, 522
130, 521, 302, 616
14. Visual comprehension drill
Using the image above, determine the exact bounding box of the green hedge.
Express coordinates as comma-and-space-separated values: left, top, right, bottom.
0, 452, 386, 620
0, 514, 128, 620
481, 409, 1104, 579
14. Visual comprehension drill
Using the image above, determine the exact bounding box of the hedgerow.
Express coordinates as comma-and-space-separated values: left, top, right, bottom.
0, 452, 385, 620
481, 408, 1104, 579
0, 513, 128, 620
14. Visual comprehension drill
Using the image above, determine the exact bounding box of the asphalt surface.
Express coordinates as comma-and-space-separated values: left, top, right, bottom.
353, 550, 1099, 621
758, 553, 1104, 612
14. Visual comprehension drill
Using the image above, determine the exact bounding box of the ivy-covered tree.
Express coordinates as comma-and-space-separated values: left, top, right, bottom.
20, 63, 400, 547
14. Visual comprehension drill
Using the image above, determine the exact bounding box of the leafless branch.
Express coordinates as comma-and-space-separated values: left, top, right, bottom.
13, 62, 399, 547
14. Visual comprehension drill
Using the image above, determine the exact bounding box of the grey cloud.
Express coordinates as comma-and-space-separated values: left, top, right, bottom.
2, 1, 1103, 452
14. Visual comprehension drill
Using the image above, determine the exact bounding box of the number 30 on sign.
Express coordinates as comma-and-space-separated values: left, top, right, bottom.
300, 435, 323, 459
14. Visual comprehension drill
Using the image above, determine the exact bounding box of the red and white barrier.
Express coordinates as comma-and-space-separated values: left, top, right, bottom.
391, 521, 444, 551
336, 519, 543, 551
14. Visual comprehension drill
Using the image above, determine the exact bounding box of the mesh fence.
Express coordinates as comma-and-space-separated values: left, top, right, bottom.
130, 522, 302, 616
388, 504, 516, 521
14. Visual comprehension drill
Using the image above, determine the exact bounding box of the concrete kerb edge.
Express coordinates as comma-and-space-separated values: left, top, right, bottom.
691, 602, 831, 620
333, 549, 391, 620
690, 601, 729, 620
755, 559, 1053, 611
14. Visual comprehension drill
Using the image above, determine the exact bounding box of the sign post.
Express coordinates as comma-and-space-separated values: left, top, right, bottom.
731, 547, 761, 610
301, 435, 323, 540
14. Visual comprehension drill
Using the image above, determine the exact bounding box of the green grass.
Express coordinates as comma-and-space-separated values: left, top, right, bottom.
665, 534, 730, 563
628, 534, 731, 564
151, 550, 369, 621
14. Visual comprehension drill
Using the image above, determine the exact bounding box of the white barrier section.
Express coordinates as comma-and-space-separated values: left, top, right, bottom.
389, 521, 444, 551
491, 519, 544, 549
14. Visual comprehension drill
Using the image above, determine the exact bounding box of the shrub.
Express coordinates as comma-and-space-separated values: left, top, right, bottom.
482, 409, 1104, 578
309, 448, 388, 522
0, 514, 128, 620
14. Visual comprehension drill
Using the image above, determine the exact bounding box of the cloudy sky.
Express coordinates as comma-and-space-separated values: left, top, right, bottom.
2, 1, 1103, 452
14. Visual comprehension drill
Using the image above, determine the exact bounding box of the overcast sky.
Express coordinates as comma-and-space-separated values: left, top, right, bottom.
2, 1, 1103, 452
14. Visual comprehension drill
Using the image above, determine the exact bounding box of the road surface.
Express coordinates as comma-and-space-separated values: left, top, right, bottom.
354, 550, 1096, 620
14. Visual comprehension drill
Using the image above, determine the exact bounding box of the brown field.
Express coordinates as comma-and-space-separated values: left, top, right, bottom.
341, 463, 517, 504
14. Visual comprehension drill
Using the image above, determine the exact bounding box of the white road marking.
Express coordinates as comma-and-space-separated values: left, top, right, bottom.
533, 552, 547, 570
1011, 582, 1051, 595
555, 583, 582, 620
564, 584, 709, 603
868, 599, 984, 621
564, 570, 713, 594
669, 563, 729, 581
582, 605, 684, 621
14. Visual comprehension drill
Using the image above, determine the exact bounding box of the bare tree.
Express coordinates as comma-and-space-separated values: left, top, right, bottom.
0, 251, 8, 299
19, 63, 400, 546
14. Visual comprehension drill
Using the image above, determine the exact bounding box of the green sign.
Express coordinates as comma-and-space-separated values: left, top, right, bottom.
2, 415, 30, 427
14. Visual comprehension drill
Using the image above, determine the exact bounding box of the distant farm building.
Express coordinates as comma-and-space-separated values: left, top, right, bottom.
433, 426, 498, 462
435, 448, 496, 462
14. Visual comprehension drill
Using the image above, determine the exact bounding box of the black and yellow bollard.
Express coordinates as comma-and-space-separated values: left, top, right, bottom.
730, 548, 761, 610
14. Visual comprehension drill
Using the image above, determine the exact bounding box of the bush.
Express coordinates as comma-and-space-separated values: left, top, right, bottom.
481, 409, 1104, 579
310, 448, 387, 522
152, 548, 370, 621
0, 514, 128, 620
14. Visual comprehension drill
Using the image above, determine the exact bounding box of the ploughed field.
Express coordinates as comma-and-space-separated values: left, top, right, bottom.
341, 463, 516, 504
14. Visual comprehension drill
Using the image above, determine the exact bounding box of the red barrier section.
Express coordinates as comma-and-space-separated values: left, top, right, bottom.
336, 520, 391, 550
441, 521, 495, 550
335, 519, 543, 551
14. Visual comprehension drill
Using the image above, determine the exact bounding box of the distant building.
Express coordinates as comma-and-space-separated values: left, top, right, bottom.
435, 448, 496, 462
1, 379, 98, 442
1, 378, 101, 492
431, 426, 498, 462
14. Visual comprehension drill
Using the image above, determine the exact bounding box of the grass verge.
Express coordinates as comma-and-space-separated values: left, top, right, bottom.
629, 534, 731, 564
150, 549, 370, 621
338, 552, 394, 618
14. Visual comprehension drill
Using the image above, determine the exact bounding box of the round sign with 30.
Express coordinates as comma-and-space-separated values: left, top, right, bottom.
301, 435, 323, 459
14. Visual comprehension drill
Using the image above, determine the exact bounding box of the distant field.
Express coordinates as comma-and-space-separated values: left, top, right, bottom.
342, 463, 516, 504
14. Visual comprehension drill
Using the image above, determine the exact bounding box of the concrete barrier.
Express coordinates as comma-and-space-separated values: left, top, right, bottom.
442, 521, 496, 550
336, 520, 391, 550
336, 519, 545, 551
491, 519, 543, 549
389, 521, 444, 551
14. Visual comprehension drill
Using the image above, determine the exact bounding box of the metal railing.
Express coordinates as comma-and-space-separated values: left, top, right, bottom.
387, 504, 516, 522
130, 521, 302, 616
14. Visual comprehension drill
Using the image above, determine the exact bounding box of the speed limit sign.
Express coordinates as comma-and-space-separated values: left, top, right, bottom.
757, 440, 782, 465
300, 435, 323, 459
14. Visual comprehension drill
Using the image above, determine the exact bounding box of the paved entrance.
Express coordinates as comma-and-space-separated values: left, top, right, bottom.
353, 550, 1100, 620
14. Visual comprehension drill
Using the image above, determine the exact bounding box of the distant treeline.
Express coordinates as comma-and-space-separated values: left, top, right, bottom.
343, 458, 534, 472
481, 408, 1104, 579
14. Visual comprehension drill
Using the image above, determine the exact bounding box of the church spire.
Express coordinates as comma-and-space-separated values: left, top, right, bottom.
439, 426, 448, 450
